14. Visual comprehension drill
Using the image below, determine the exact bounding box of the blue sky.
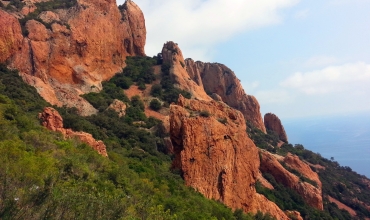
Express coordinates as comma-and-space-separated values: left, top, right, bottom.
118, 0, 370, 120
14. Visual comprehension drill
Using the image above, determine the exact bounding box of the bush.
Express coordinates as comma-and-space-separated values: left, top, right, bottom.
150, 99, 162, 111
199, 110, 210, 117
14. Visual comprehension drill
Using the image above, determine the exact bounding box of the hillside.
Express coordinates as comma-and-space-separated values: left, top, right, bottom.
1, 0, 370, 219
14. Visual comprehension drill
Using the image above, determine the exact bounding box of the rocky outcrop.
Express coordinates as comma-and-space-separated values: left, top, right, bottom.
264, 113, 288, 142
39, 107, 108, 157
185, 59, 266, 133
259, 150, 323, 210
0, 10, 23, 63
107, 99, 127, 117
1, 0, 146, 115
161, 42, 212, 101
284, 153, 322, 189
170, 95, 288, 219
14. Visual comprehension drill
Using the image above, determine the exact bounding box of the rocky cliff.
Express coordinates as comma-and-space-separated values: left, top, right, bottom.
39, 107, 108, 157
0, 0, 145, 115
170, 95, 288, 219
160, 41, 266, 132
161, 42, 212, 101
185, 59, 266, 133
264, 113, 288, 142
259, 150, 323, 210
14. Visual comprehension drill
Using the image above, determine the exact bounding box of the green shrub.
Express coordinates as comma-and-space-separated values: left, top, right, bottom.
150, 99, 162, 111
199, 110, 210, 117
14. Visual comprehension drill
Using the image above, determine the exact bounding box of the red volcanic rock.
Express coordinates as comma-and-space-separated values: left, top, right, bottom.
1, 0, 146, 115
170, 95, 288, 219
264, 113, 288, 142
259, 150, 323, 210
39, 107, 108, 157
185, 58, 266, 133
0, 10, 23, 63
161, 42, 212, 101
284, 153, 322, 189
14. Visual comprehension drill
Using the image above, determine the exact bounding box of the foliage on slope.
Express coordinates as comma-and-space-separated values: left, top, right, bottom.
0, 63, 277, 219
248, 122, 370, 219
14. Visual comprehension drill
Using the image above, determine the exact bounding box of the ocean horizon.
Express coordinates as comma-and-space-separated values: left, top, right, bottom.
283, 113, 370, 178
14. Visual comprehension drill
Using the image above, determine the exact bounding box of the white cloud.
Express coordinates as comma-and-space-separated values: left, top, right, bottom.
294, 8, 309, 19
241, 81, 260, 93
280, 62, 370, 95
118, 0, 299, 60
255, 89, 292, 104
304, 55, 338, 68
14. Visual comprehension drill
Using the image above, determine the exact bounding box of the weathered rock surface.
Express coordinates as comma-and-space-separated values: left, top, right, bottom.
264, 113, 288, 142
161, 42, 212, 101
185, 58, 266, 133
39, 107, 108, 157
259, 150, 323, 210
284, 153, 322, 189
108, 99, 127, 117
0, 10, 23, 62
170, 95, 288, 219
1, 0, 146, 115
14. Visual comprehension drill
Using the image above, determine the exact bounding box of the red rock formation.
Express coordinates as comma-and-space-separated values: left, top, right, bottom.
0, 10, 23, 63
170, 95, 288, 219
39, 107, 108, 157
1, 0, 146, 115
264, 113, 288, 142
185, 58, 266, 133
259, 150, 323, 210
161, 42, 212, 101
284, 153, 322, 189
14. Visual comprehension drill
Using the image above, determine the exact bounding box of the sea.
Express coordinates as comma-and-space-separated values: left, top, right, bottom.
283, 114, 370, 178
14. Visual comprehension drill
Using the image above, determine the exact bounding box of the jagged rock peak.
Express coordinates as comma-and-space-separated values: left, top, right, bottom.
0, 0, 146, 115
161, 42, 212, 101
39, 107, 108, 157
169, 95, 289, 219
185, 58, 266, 133
160, 41, 266, 132
264, 113, 288, 142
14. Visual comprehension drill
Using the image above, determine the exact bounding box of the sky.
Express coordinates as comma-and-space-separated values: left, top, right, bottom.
117, 0, 370, 120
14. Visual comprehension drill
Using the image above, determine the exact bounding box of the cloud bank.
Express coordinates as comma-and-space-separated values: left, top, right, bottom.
117, 0, 299, 60
281, 62, 370, 95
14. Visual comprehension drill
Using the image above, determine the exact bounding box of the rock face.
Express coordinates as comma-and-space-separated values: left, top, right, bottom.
185, 59, 266, 133
160, 42, 266, 132
0, 10, 23, 62
1, 0, 146, 115
161, 42, 212, 101
170, 95, 288, 219
284, 153, 322, 189
107, 99, 127, 117
264, 113, 288, 142
39, 107, 108, 157
259, 150, 323, 210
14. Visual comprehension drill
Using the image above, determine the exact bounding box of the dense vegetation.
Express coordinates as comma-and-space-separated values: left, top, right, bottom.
2, 53, 370, 219
1, 63, 279, 219
248, 122, 370, 219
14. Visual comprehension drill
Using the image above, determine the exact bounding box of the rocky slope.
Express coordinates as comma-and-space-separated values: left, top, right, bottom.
161, 42, 212, 101
0, 0, 145, 115
39, 107, 108, 156
185, 59, 266, 133
170, 95, 288, 219
264, 113, 288, 142
259, 150, 323, 210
